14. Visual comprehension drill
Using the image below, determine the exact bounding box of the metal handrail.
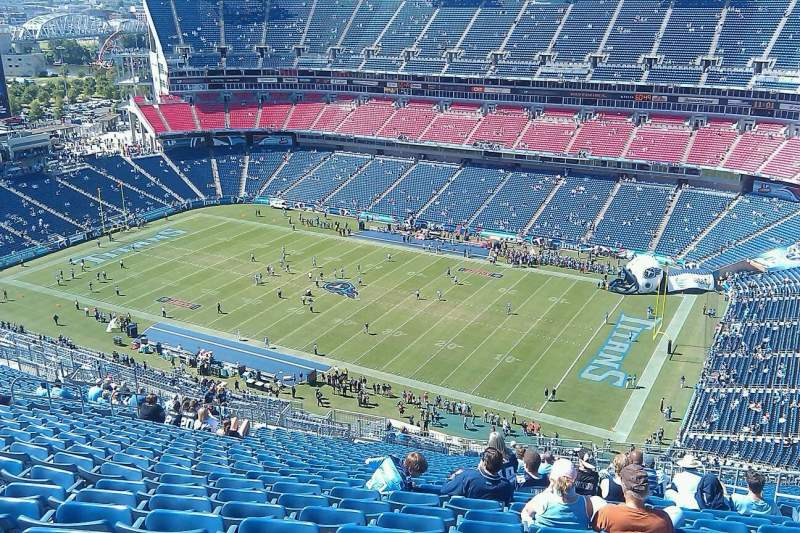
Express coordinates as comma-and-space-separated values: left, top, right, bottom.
10, 375, 86, 414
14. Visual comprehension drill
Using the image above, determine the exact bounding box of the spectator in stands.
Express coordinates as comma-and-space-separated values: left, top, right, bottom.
366, 451, 430, 493
86, 379, 103, 402
97, 390, 111, 404
166, 396, 182, 426
521, 458, 600, 530
539, 451, 555, 476
50, 379, 71, 399
440, 447, 514, 505
730, 469, 779, 516
488, 431, 519, 482
34, 381, 49, 397
628, 449, 664, 497
600, 453, 628, 503
664, 454, 704, 509
575, 448, 600, 496
218, 417, 250, 438
194, 406, 220, 432
127, 387, 145, 408
694, 473, 730, 511
517, 450, 549, 491
139, 394, 166, 423
0, 394, 10, 406
592, 464, 678, 533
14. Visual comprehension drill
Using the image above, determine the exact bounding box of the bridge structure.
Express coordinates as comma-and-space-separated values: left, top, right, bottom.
11, 14, 146, 43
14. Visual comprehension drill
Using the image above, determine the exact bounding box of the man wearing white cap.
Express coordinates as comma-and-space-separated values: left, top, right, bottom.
664, 454, 704, 510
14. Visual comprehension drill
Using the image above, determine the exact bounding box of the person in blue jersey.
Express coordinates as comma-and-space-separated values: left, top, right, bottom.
440, 447, 514, 506
730, 469, 779, 516
487, 431, 519, 482
86, 379, 103, 402
365, 451, 430, 493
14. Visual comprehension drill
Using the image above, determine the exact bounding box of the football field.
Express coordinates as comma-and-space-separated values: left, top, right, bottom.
0, 205, 717, 443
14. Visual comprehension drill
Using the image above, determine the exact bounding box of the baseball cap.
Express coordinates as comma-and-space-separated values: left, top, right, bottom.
550, 458, 577, 480
620, 464, 649, 497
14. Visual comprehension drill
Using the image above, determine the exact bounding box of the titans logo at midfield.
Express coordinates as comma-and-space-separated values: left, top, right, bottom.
323, 281, 357, 299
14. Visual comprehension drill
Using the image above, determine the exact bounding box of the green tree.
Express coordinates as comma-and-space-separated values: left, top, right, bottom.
83, 77, 97, 97
53, 95, 65, 120
27, 99, 43, 121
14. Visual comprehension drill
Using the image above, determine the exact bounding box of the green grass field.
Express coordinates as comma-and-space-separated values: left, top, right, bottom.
0, 205, 723, 444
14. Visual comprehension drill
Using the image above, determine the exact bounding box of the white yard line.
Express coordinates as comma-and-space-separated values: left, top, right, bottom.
4, 277, 618, 440
2, 212, 206, 281
406, 276, 524, 383
339, 260, 480, 369
271, 255, 447, 351
611, 294, 697, 441
469, 278, 563, 393
538, 295, 625, 412
503, 286, 600, 402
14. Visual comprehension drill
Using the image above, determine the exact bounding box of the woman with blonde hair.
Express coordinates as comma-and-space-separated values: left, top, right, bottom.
600, 453, 628, 503
521, 458, 600, 530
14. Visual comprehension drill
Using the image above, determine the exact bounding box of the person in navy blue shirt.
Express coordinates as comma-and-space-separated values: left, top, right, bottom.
440, 447, 514, 506
517, 450, 549, 491
488, 431, 519, 482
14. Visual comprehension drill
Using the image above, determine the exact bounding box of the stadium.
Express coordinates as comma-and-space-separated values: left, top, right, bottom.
0, 0, 799, 530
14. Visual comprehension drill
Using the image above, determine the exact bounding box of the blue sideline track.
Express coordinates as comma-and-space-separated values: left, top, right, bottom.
144, 322, 330, 378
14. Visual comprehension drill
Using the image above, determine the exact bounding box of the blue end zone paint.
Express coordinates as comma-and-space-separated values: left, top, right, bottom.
144, 322, 330, 377
355, 230, 490, 259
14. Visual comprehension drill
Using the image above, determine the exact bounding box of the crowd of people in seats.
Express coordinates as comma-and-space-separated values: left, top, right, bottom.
370, 434, 781, 533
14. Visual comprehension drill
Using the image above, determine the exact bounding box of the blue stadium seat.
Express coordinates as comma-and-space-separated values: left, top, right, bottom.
694, 519, 750, 533
277, 493, 331, 515
683, 511, 716, 524
146, 493, 213, 513
214, 488, 268, 503
270, 482, 322, 499
156, 484, 210, 497
95, 480, 147, 495
329, 487, 379, 503
464, 510, 521, 524
220, 501, 285, 527
215, 478, 264, 490
298, 506, 366, 533
75, 488, 137, 507
0, 495, 43, 531
725, 515, 773, 529
116, 509, 224, 533
1, 482, 66, 504
400, 505, 456, 529
239, 517, 320, 533
338, 526, 410, 533
377, 511, 446, 533
100, 463, 142, 481
758, 526, 800, 533
17, 500, 133, 531
388, 491, 440, 510
457, 519, 523, 533
159, 474, 207, 486
509, 502, 526, 513
339, 499, 392, 522
446, 497, 502, 518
